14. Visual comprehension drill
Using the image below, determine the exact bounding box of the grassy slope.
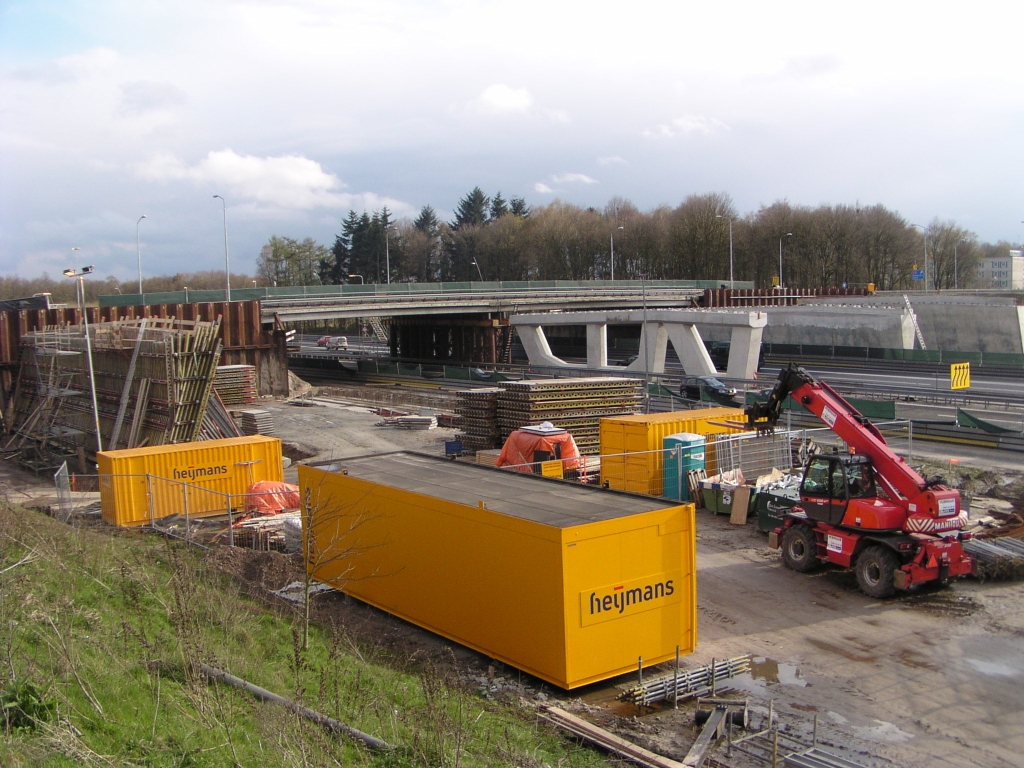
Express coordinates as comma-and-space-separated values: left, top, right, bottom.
0, 504, 614, 767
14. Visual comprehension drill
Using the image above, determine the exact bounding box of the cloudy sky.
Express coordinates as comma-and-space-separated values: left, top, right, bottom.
2, 0, 1022, 282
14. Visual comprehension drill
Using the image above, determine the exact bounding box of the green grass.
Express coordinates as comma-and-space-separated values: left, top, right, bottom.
0, 504, 615, 767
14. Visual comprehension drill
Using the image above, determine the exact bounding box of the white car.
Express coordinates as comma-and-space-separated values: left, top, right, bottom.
326, 336, 348, 351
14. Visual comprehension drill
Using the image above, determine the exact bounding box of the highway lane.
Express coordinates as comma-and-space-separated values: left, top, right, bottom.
759, 362, 1024, 402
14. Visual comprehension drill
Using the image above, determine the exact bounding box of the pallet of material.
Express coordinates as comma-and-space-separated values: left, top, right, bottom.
475, 449, 502, 466
378, 415, 437, 430
213, 365, 258, 406
235, 409, 275, 435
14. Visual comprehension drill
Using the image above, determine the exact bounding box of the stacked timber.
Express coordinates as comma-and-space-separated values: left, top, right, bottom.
454, 388, 502, 452
213, 365, 258, 406
235, 409, 275, 436
496, 378, 642, 455
475, 449, 502, 467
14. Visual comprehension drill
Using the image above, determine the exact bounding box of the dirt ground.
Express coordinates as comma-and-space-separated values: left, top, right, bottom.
5, 385, 1024, 768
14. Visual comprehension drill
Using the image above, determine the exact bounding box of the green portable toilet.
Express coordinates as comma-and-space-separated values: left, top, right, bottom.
663, 432, 706, 501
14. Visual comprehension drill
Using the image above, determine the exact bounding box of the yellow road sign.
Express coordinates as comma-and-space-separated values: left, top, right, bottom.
771, 276, 780, 286
951, 362, 970, 390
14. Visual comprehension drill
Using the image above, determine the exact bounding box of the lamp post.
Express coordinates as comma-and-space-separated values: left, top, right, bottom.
910, 224, 927, 291
471, 259, 484, 282
610, 225, 624, 281
348, 274, 364, 284
779, 232, 793, 289
384, 224, 394, 285
136, 215, 147, 295
953, 239, 966, 290
213, 195, 231, 301
63, 259, 103, 454
716, 215, 734, 286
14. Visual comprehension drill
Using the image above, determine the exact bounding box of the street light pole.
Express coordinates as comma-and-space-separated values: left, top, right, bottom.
779, 232, 793, 288
953, 239, 966, 290
471, 259, 484, 282
213, 195, 231, 301
64, 258, 103, 454
610, 225, 623, 281
716, 215, 734, 285
136, 215, 147, 295
348, 274, 364, 284
910, 224, 927, 291
385, 225, 393, 285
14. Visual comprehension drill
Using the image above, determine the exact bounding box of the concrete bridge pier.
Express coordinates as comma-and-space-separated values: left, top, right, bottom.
513, 309, 768, 378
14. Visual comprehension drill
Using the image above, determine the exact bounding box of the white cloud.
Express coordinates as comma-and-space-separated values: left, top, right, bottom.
534, 182, 554, 193
642, 115, 731, 138
598, 156, 628, 166
135, 149, 351, 209
546, 108, 570, 124
119, 81, 187, 115
551, 173, 597, 184
472, 84, 534, 114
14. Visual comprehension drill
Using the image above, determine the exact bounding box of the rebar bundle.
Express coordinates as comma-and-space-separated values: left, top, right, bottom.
963, 537, 1024, 581
618, 655, 751, 707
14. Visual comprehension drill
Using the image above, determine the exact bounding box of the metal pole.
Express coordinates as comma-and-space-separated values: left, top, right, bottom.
183, 482, 190, 542
719, 215, 734, 286
78, 275, 103, 454
674, 645, 680, 709
136, 215, 147, 294
610, 231, 614, 281
213, 195, 230, 301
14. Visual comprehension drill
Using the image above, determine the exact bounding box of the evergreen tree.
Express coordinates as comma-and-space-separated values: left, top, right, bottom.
490, 192, 509, 220
451, 187, 489, 230
509, 196, 530, 218
414, 205, 440, 236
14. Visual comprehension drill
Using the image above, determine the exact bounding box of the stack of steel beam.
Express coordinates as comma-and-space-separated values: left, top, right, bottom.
963, 537, 1024, 580
496, 378, 642, 454
454, 388, 502, 451
213, 364, 258, 406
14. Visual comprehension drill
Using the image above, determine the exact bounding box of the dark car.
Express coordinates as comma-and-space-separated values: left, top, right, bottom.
681, 376, 738, 401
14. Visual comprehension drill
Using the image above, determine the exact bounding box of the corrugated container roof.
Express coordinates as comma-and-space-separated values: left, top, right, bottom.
601, 407, 745, 425
314, 451, 675, 528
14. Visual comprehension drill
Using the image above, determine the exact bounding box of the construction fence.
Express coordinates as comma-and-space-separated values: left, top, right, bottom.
53, 466, 301, 552
491, 421, 914, 502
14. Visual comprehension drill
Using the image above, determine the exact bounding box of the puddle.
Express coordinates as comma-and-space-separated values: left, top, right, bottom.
734, 656, 809, 689
805, 637, 876, 663
827, 711, 849, 724
897, 589, 980, 618
852, 719, 914, 743
965, 659, 1021, 678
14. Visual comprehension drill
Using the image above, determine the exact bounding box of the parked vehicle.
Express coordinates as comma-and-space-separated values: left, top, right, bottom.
681, 376, 737, 401
326, 336, 348, 351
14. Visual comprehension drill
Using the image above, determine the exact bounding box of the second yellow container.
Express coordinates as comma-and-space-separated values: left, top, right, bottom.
98, 435, 284, 526
600, 408, 747, 495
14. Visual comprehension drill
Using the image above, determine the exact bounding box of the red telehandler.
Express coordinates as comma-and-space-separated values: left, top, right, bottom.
745, 364, 973, 598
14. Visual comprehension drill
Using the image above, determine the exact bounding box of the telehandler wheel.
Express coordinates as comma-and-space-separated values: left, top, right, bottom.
780, 524, 818, 572
855, 545, 899, 598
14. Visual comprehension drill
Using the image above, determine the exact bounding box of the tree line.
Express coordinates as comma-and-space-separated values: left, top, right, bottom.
258, 189, 1013, 291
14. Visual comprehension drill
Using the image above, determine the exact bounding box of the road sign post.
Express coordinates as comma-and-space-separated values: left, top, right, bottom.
950, 362, 970, 390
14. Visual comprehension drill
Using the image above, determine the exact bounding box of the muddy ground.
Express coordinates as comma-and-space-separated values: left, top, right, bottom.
5, 386, 1024, 768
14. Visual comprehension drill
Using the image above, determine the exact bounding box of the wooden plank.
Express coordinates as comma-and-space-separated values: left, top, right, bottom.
730, 485, 752, 525
682, 707, 726, 767
540, 706, 685, 768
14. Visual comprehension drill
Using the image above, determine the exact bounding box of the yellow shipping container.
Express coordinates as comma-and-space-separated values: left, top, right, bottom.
600, 408, 747, 495
300, 452, 696, 689
98, 435, 284, 526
